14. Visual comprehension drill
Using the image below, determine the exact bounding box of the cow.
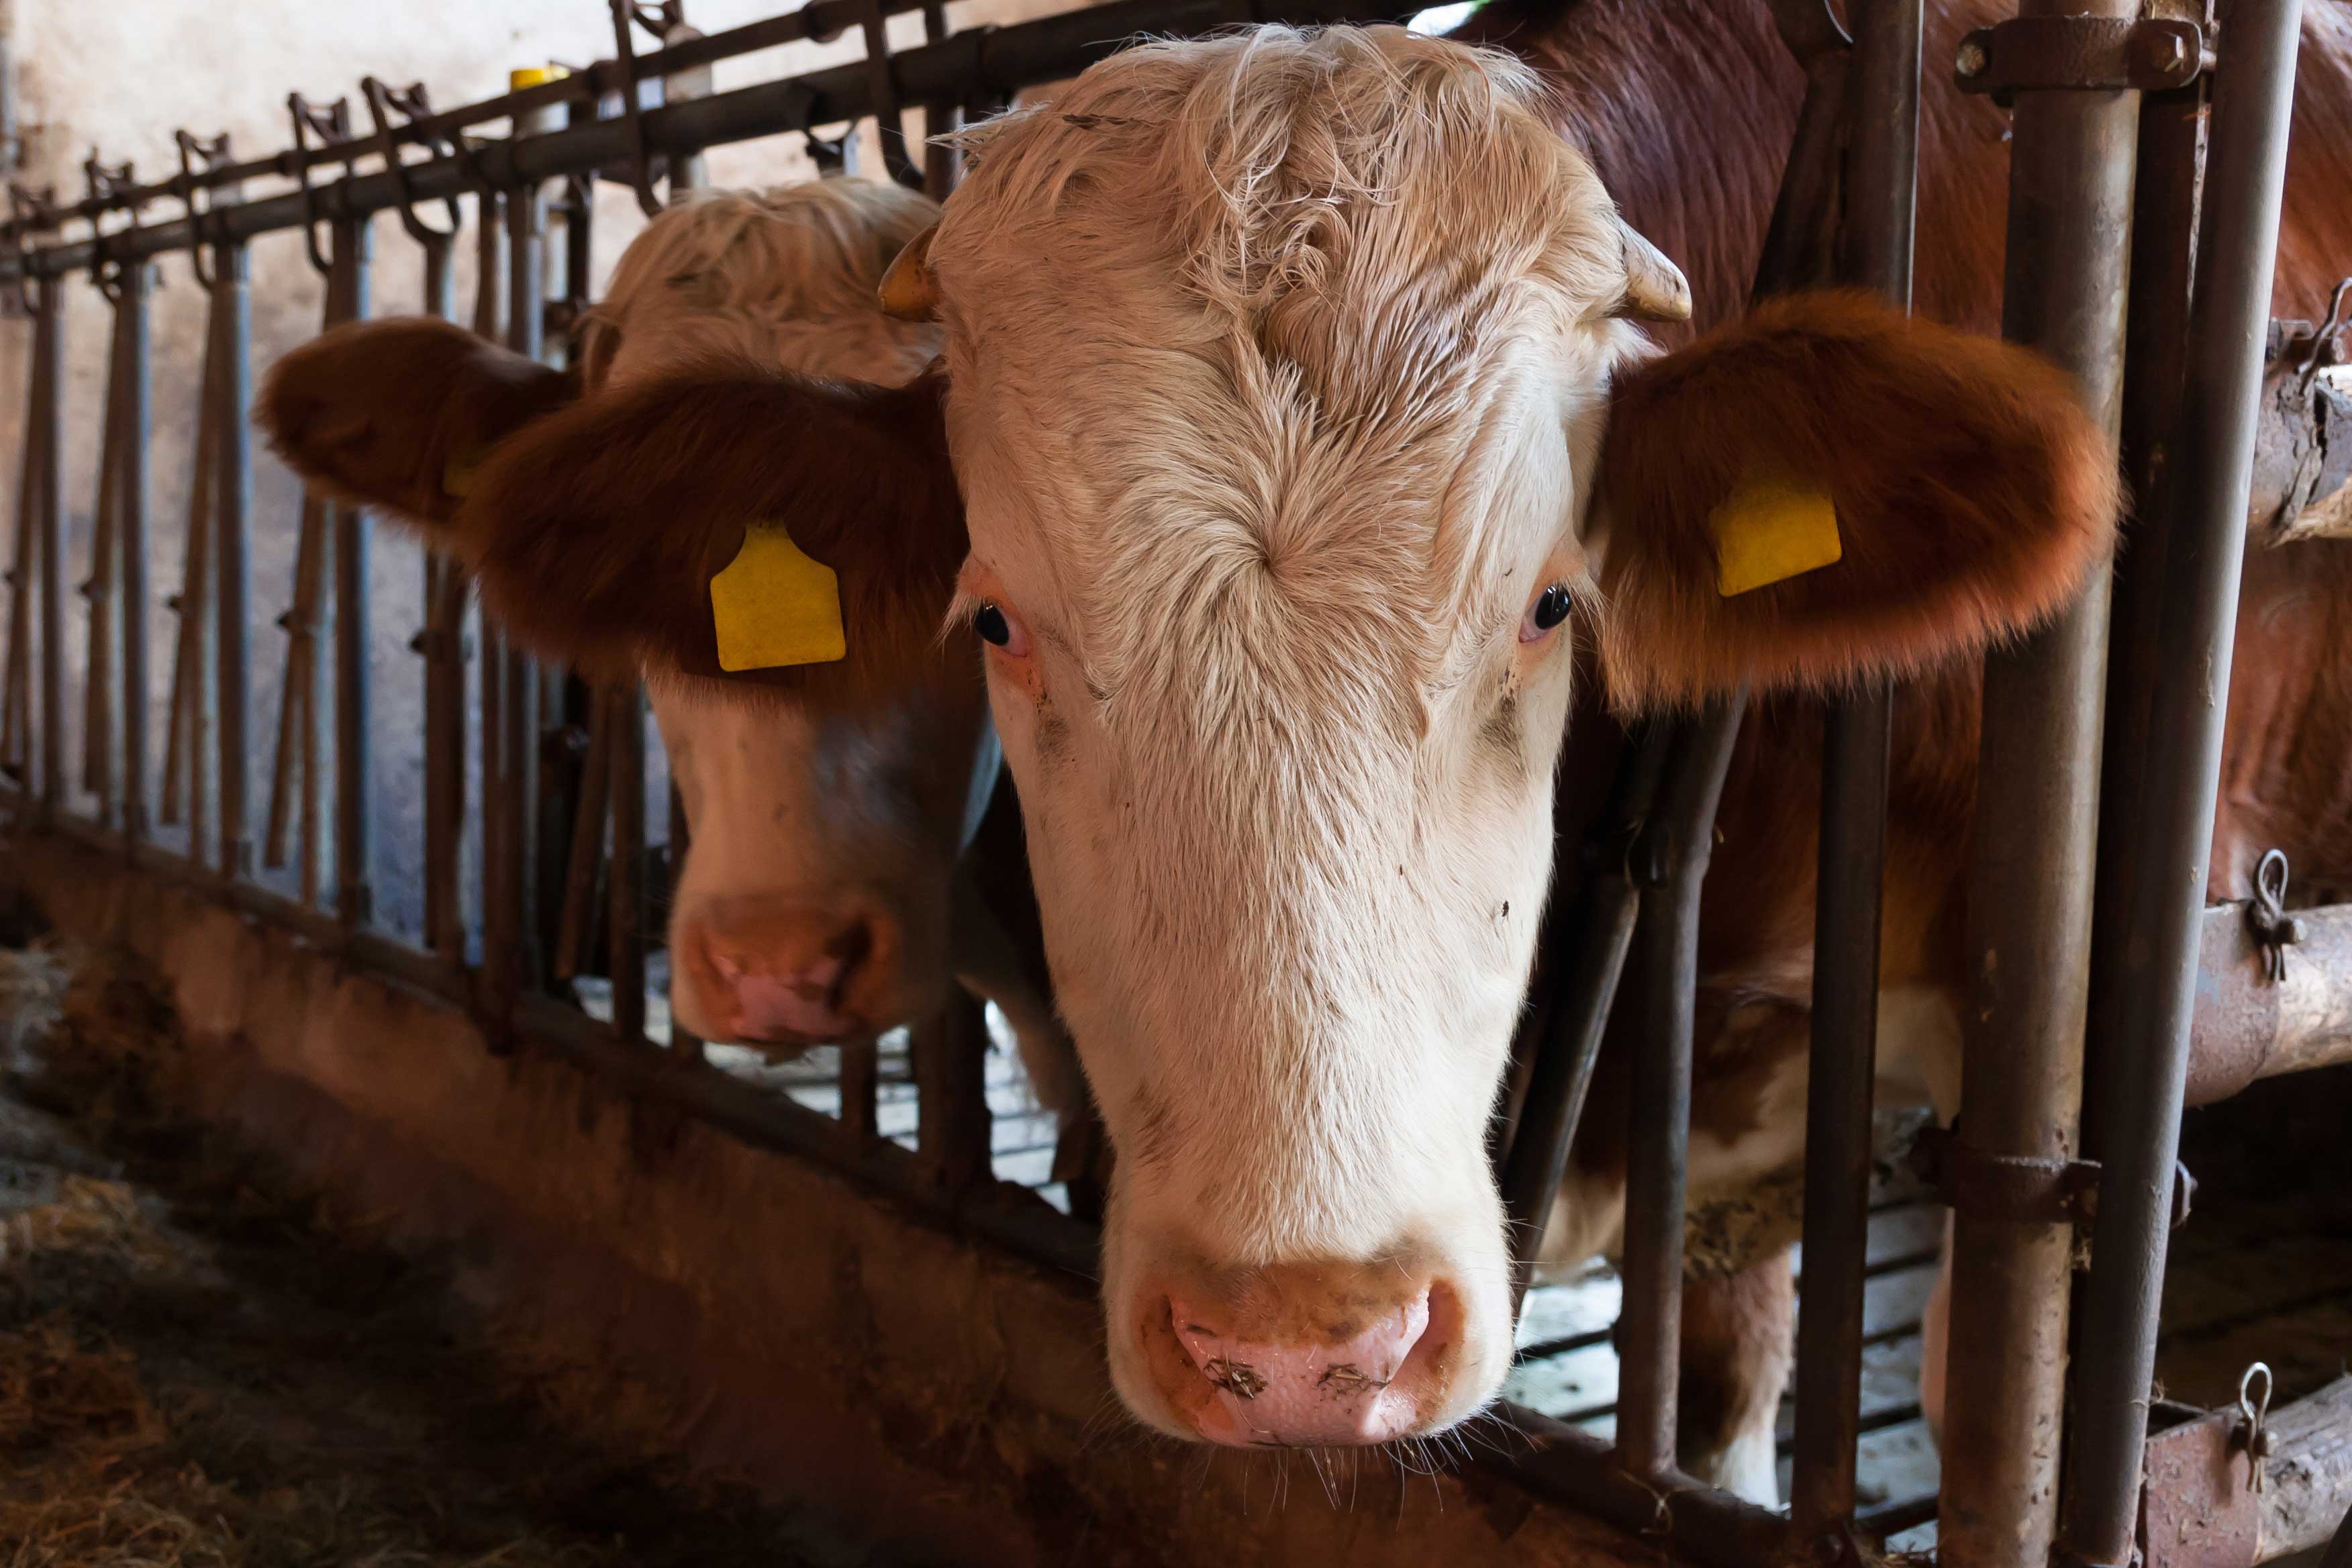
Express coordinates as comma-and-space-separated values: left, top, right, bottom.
264, 24, 2121, 1477
260, 179, 1082, 1122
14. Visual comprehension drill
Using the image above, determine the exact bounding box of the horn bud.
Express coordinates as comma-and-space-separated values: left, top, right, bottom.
1611, 219, 1692, 325
879, 224, 940, 322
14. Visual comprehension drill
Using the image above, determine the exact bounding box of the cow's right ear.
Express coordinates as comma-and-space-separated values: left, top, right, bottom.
258, 316, 578, 528
448, 365, 967, 700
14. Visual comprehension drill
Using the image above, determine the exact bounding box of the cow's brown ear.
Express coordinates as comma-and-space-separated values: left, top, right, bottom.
257, 316, 577, 527
1593, 291, 2119, 709
450, 365, 965, 699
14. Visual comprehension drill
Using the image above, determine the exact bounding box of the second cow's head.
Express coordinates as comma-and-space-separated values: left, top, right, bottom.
262, 29, 2114, 1454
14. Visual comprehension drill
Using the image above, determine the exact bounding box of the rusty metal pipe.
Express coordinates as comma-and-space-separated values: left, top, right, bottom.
1789, 0, 1916, 1538
609, 685, 646, 1044
213, 244, 253, 880
1939, 1, 2139, 1561
1614, 693, 1743, 1481
34, 277, 61, 822
2063, 0, 2304, 1557
332, 217, 374, 928
2188, 901, 2352, 1103
119, 260, 151, 844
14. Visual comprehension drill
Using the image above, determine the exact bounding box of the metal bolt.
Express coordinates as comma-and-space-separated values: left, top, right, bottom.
2159, 32, 2189, 68
1957, 39, 1990, 78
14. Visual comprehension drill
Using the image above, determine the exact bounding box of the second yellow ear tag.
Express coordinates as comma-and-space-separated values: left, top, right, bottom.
1710, 480, 1843, 597
709, 523, 846, 672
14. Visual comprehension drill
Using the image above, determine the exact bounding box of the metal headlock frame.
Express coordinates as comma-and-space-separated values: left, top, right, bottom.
0, 0, 2342, 1563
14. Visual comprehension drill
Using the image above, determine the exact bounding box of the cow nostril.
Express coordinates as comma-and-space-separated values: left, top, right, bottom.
822, 920, 876, 1012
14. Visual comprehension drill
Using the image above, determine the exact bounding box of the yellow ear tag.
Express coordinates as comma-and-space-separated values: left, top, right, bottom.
709, 523, 847, 672
1710, 480, 1843, 597
442, 450, 485, 500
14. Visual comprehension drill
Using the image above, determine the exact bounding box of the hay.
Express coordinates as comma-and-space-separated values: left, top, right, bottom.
0, 944, 829, 1568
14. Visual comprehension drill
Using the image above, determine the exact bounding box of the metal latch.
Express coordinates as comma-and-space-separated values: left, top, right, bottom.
1955, 17, 2208, 105
1910, 1124, 2196, 1230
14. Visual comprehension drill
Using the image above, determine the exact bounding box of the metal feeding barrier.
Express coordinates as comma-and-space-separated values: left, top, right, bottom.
1, 0, 2350, 1563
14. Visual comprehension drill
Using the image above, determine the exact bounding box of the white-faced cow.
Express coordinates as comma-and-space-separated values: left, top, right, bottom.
277, 26, 2115, 1468
260, 180, 1081, 1118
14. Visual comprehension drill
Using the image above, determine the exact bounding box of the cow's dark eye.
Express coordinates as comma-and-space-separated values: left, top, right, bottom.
975, 603, 1012, 646
1520, 581, 1574, 643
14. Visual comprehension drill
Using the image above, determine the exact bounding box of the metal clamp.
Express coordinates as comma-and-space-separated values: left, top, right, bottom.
1954, 16, 2206, 106
854, 0, 923, 189
6, 182, 54, 316
286, 93, 357, 277
779, 79, 859, 178
81, 152, 142, 300
1912, 1123, 2200, 1230
605, 0, 681, 217
173, 130, 234, 290
360, 78, 464, 245
2246, 848, 2305, 981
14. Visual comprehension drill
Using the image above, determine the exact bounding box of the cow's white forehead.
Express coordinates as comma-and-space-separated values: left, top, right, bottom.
929, 26, 1632, 703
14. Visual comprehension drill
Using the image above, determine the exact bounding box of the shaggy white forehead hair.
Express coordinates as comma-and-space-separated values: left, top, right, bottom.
932, 26, 1632, 718
581, 179, 942, 389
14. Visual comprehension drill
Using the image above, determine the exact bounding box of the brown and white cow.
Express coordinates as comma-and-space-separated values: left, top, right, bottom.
292, 27, 2115, 1465
261, 179, 1081, 1118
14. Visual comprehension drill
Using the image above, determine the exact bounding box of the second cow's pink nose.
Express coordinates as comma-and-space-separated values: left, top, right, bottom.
712, 949, 852, 1039
1170, 1291, 1432, 1447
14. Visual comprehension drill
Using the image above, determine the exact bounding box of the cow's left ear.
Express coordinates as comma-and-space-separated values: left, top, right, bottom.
1592, 291, 2119, 709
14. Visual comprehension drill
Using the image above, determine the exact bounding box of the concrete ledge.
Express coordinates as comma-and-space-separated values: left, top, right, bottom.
5, 829, 1663, 1567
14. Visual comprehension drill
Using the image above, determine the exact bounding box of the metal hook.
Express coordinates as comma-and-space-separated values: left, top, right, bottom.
607, 0, 669, 217
2247, 847, 2304, 983
360, 77, 464, 246
778, 80, 858, 179
2237, 1362, 2275, 1494
173, 130, 233, 290
287, 92, 356, 278
2301, 277, 2352, 391
6, 183, 54, 317
81, 151, 140, 301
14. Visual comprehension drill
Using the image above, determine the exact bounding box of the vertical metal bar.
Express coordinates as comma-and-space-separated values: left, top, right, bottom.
914, 991, 991, 1190
2062, 2, 2302, 1559
1790, 0, 1917, 1538
480, 623, 512, 1017
667, 781, 704, 1059
608, 683, 646, 1043
840, 1038, 879, 1142
2084, 84, 2204, 1169
554, 697, 611, 979
504, 178, 544, 993
83, 294, 125, 828
418, 228, 462, 955
35, 275, 63, 823
1614, 695, 1744, 1480
119, 261, 151, 844
215, 244, 253, 879
3, 279, 52, 789
1938, 2, 2139, 1558
159, 301, 216, 854
1502, 724, 1668, 1295
332, 216, 375, 927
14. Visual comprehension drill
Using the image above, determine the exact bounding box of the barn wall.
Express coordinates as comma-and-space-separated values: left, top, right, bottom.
0, 0, 1068, 939
1, 831, 1669, 1567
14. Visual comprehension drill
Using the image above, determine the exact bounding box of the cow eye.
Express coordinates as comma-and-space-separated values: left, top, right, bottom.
973, 600, 1032, 658
1520, 582, 1574, 644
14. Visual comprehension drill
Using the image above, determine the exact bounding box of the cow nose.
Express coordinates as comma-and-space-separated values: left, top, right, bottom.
689, 910, 887, 1044
1163, 1288, 1442, 1447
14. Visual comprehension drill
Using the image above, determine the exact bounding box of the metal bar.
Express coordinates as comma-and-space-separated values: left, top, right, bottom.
1936, 1, 2141, 1559
554, 696, 611, 981
418, 230, 463, 957
35, 276, 61, 823
214, 244, 253, 880
914, 991, 992, 1190
481, 624, 513, 1022
82, 288, 125, 827
839, 1040, 881, 1142
667, 780, 703, 1059
0, 0, 1414, 280
2, 279, 49, 787
1614, 695, 1744, 1481
333, 216, 374, 928
608, 683, 646, 1044
505, 175, 545, 993
2063, 0, 2304, 1556
119, 260, 151, 844
1500, 723, 1668, 1295
2188, 900, 2352, 1100
2086, 80, 2204, 1161
1502, 1406, 1794, 1566
1790, 0, 1916, 1538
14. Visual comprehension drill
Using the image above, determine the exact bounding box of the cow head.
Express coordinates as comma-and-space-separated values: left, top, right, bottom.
273, 29, 2116, 1452
258, 179, 971, 1050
